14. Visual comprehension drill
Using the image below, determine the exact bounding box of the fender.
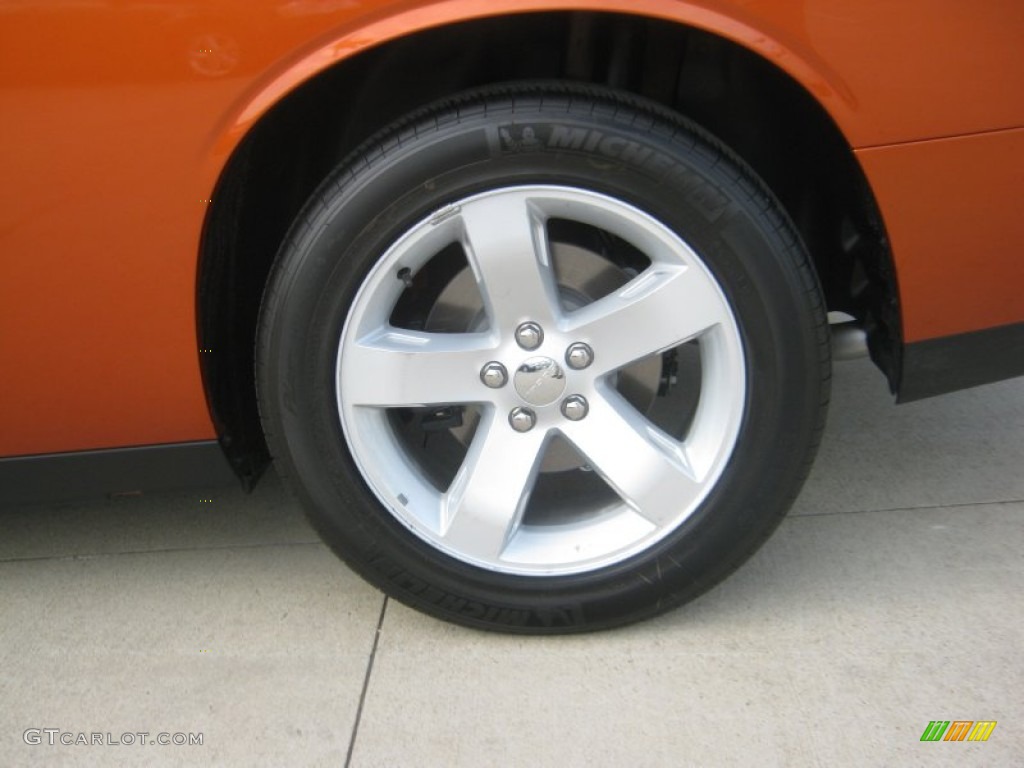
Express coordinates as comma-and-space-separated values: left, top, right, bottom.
200, 0, 856, 185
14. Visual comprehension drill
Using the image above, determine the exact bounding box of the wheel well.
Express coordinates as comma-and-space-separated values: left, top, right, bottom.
198, 11, 899, 484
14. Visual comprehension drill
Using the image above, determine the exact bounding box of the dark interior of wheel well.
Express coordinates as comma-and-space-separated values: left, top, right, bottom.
198, 11, 899, 485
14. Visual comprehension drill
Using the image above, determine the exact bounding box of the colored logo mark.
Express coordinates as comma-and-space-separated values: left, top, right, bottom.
920, 720, 997, 742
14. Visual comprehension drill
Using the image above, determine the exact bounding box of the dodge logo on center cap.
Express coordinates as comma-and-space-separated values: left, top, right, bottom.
514, 356, 566, 406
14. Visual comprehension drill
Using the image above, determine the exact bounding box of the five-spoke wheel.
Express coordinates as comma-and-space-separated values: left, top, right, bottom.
338, 186, 746, 574
257, 85, 829, 632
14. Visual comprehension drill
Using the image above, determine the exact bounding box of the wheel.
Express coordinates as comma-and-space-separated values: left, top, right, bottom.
257, 83, 829, 633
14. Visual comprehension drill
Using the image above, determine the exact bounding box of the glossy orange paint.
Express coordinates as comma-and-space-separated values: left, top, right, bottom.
0, 0, 1021, 457
210, 0, 1024, 159
857, 128, 1024, 342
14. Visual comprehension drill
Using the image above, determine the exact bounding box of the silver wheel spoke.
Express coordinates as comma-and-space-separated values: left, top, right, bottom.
459, 193, 559, 330
338, 185, 745, 575
343, 329, 494, 407
565, 390, 702, 527
567, 266, 728, 374
440, 411, 545, 562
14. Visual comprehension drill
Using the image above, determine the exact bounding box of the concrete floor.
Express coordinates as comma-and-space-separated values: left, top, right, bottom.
1, 358, 1022, 767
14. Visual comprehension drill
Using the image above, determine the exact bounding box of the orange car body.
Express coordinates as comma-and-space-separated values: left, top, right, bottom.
1, 1, 1022, 466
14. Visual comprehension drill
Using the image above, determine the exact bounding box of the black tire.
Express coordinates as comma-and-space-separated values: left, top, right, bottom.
257, 83, 829, 633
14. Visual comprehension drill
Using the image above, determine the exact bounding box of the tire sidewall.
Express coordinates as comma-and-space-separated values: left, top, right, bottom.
259, 90, 826, 631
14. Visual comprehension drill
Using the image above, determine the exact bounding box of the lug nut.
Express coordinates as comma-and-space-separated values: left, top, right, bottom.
515, 322, 544, 350
561, 395, 589, 421
508, 407, 536, 432
480, 361, 508, 389
565, 342, 594, 370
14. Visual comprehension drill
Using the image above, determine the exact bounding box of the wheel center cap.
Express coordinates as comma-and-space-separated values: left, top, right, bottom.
514, 356, 566, 406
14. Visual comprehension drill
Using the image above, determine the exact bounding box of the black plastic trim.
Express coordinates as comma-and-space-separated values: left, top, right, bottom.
0, 441, 238, 507
898, 321, 1024, 402
197, 137, 272, 489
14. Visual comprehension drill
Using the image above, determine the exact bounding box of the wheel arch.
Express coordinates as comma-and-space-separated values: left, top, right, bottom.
208, 0, 862, 154
197, 7, 899, 483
